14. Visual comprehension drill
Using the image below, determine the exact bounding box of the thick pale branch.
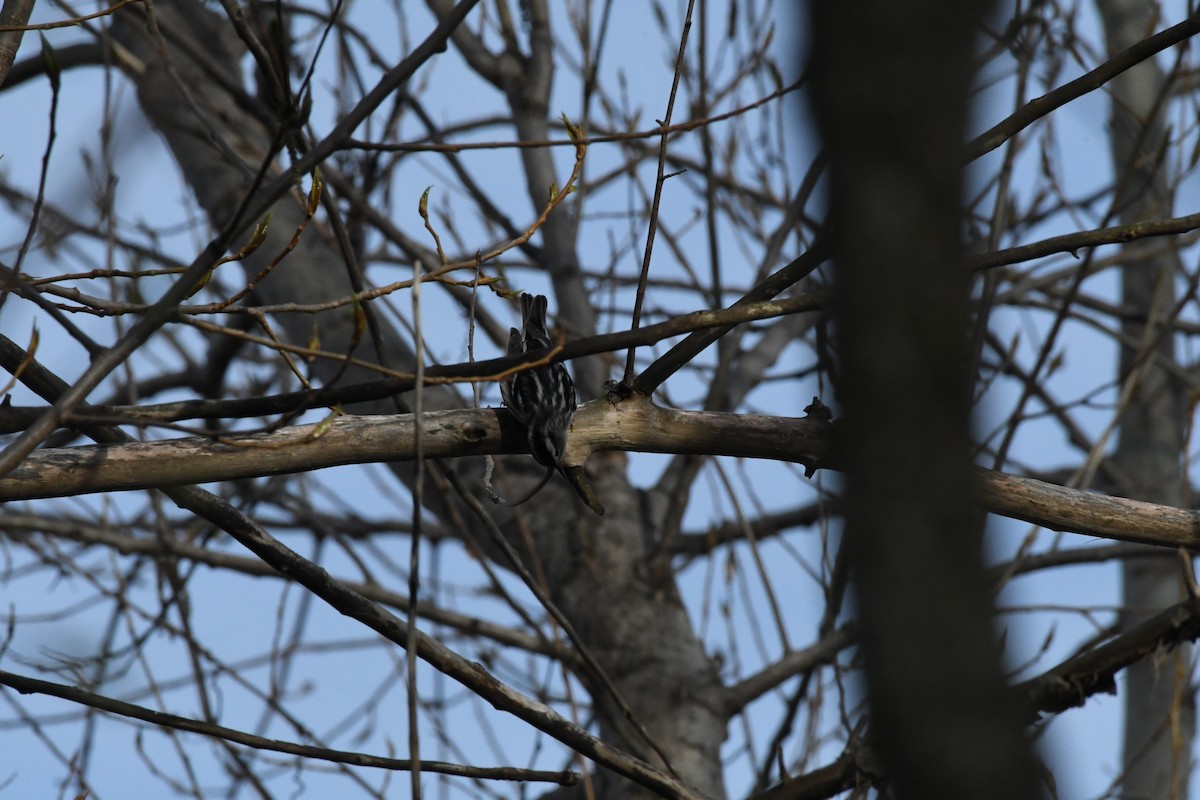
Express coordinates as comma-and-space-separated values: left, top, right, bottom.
0, 401, 835, 500
977, 469, 1200, 548
565, 396, 834, 469
0, 409, 511, 500
5, 402, 1200, 554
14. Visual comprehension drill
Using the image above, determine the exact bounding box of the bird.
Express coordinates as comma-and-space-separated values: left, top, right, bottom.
500, 293, 577, 475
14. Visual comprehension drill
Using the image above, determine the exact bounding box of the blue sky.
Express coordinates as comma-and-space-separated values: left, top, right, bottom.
2, 1, 1198, 798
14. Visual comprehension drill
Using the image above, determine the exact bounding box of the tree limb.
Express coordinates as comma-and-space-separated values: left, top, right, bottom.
0, 668, 581, 784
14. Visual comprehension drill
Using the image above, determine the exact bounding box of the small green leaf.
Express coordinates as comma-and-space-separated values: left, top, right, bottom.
188, 268, 214, 298
350, 296, 366, 345
247, 214, 271, 250
39, 35, 61, 91
307, 169, 323, 213
311, 409, 342, 438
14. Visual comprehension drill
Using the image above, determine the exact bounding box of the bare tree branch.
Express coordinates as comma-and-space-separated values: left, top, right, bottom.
0, 668, 581, 784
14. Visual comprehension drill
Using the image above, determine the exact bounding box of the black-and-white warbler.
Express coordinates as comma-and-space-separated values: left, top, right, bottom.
500, 293, 577, 473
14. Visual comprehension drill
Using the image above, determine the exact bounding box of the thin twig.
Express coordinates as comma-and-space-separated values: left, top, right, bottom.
408, 259, 425, 798
621, 0, 697, 386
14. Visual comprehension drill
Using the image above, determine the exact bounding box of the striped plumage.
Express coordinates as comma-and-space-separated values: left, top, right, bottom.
500, 293, 577, 471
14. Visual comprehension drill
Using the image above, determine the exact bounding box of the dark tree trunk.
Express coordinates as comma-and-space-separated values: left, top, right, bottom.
810, 0, 1045, 796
